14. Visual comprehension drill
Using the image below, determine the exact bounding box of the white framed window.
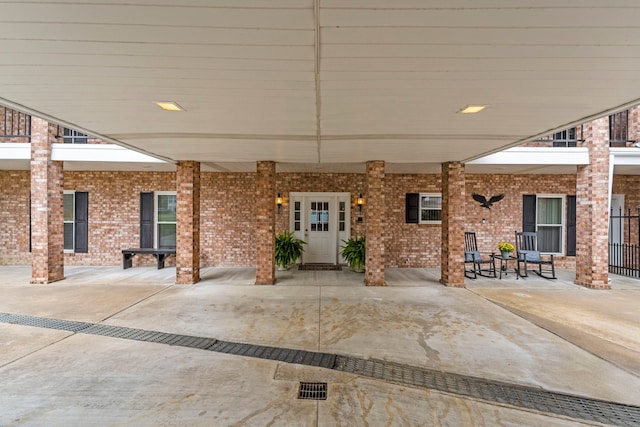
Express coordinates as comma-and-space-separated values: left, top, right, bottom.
63, 191, 75, 252
536, 194, 564, 254
155, 191, 176, 249
62, 127, 88, 144
419, 193, 442, 224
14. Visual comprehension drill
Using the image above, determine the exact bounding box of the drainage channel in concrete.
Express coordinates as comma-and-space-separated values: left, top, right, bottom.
1, 312, 638, 426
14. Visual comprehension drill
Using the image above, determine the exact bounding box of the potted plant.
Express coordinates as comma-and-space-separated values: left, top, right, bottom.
275, 231, 306, 270
497, 242, 515, 259
341, 236, 366, 272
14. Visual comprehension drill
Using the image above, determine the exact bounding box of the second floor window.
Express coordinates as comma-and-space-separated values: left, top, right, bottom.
553, 128, 577, 147
63, 128, 88, 144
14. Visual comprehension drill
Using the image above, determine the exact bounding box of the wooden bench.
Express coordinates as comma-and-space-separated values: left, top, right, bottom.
122, 248, 176, 269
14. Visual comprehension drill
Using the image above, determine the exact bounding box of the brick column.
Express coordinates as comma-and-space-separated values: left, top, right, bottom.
176, 161, 200, 284
576, 117, 610, 289
365, 161, 386, 286
440, 162, 465, 287
255, 161, 276, 285
30, 118, 64, 284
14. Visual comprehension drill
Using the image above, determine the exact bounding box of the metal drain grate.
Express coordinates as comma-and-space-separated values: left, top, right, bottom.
1, 313, 91, 332
209, 340, 336, 369
298, 382, 327, 400
3, 312, 640, 426
333, 356, 640, 427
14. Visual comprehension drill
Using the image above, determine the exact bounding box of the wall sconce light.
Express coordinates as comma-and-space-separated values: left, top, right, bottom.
356, 194, 365, 213
276, 193, 283, 214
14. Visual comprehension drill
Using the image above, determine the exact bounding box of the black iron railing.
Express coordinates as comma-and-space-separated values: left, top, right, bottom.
1, 108, 31, 141
534, 125, 583, 147
609, 208, 640, 278
534, 110, 636, 148
609, 110, 633, 147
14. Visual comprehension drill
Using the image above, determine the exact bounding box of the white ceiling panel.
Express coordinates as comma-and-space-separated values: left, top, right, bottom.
1, 1, 640, 173
321, 26, 640, 46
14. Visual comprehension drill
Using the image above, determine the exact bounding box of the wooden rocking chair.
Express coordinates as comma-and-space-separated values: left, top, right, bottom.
514, 231, 556, 279
464, 232, 497, 279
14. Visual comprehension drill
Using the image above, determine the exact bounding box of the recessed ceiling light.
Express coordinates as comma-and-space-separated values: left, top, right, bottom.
156, 101, 183, 111
458, 105, 487, 114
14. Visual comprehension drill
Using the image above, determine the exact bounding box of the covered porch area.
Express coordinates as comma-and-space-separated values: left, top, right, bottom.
1, 264, 639, 424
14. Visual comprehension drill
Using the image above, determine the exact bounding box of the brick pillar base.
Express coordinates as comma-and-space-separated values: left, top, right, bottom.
440, 162, 465, 287
30, 118, 64, 284
365, 161, 386, 286
256, 161, 276, 285
576, 117, 610, 289
176, 161, 200, 284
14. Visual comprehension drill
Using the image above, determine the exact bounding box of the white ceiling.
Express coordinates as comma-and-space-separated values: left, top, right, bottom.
2, 0, 640, 173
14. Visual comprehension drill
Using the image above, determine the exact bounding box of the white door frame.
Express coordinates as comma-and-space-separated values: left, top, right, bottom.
610, 194, 624, 244
289, 192, 351, 264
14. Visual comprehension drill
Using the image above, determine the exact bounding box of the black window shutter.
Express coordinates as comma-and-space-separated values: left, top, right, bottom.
406, 193, 419, 223
522, 195, 536, 232
74, 192, 88, 253
140, 192, 154, 248
566, 195, 576, 256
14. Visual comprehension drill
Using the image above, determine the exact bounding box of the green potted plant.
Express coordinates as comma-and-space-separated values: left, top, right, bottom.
341, 236, 366, 272
275, 231, 306, 270
497, 242, 515, 259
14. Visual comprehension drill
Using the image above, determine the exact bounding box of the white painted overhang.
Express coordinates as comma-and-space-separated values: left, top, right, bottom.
2, 144, 640, 175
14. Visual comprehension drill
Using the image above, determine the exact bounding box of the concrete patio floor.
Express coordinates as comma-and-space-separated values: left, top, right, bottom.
0, 265, 639, 426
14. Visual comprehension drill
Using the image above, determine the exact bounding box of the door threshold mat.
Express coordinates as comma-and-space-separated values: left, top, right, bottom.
298, 264, 342, 271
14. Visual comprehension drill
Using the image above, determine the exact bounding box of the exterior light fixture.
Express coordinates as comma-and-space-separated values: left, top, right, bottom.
155, 101, 183, 111
458, 105, 487, 114
276, 193, 283, 213
356, 194, 364, 213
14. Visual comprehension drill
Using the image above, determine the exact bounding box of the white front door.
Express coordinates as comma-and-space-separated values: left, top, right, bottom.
290, 192, 350, 265
304, 197, 335, 263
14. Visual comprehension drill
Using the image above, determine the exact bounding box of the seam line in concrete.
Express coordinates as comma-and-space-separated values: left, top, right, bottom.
96, 284, 175, 324
1, 312, 639, 426
466, 288, 640, 379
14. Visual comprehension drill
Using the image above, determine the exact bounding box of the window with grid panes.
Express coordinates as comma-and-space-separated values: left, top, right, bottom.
419, 194, 442, 224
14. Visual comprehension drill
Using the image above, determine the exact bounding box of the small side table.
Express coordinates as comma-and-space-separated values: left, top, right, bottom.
491, 254, 518, 279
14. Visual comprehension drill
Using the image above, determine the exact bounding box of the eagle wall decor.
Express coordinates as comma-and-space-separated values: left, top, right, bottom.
472, 193, 505, 209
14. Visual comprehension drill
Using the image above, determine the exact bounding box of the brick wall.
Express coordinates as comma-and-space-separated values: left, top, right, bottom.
64, 171, 176, 266
200, 172, 256, 266
275, 172, 367, 237
465, 173, 577, 269
385, 173, 441, 267
0, 171, 31, 264
4, 167, 640, 270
